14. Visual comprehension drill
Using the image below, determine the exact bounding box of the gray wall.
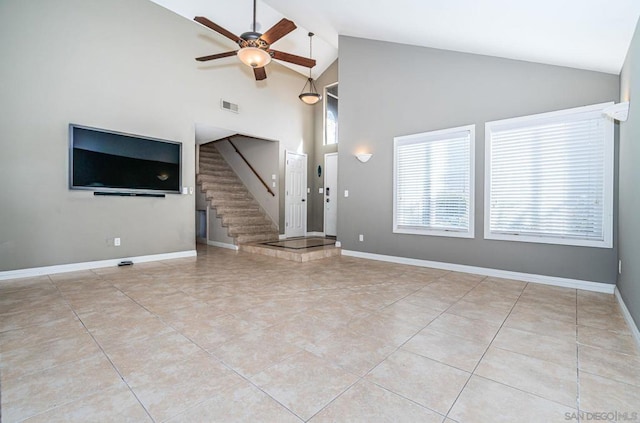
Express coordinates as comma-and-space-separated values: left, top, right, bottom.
0, 0, 312, 271
338, 36, 619, 284
309, 60, 339, 232
618, 20, 640, 325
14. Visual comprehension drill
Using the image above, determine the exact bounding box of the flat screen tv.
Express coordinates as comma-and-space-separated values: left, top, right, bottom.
69, 124, 182, 194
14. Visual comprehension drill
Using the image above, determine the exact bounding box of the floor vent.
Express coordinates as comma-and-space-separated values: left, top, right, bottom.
220, 99, 239, 113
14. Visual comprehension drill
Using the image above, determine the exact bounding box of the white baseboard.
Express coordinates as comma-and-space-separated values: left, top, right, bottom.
0, 250, 197, 281
206, 240, 239, 251
278, 234, 287, 240
614, 287, 640, 351
341, 250, 615, 294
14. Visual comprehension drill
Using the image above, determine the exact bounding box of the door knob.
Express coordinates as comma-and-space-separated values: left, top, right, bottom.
301, 199, 306, 202
326, 199, 330, 203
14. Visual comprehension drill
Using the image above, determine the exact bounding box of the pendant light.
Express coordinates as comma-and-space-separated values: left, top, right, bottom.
299, 32, 322, 105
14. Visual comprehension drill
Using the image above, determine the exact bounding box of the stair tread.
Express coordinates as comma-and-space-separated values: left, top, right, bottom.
229, 226, 277, 235
215, 207, 262, 215
199, 145, 278, 243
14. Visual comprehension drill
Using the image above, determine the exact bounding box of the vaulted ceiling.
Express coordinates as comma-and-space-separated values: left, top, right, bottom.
151, 0, 640, 77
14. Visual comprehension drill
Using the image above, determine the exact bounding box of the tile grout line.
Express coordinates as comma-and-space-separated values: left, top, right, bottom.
52, 275, 158, 423
7, 253, 625, 422
442, 279, 529, 419
110, 275, 311, 422
78, 266, 267, 422
1, 275, 128, 423
264, 271, 455, 422
329, 272, 490, 420
0, 279, 66, 423
576, 289, 582, 423
105, 276, 259, 422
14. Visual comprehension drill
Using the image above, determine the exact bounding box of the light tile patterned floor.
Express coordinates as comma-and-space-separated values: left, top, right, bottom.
1, 245, 639, 422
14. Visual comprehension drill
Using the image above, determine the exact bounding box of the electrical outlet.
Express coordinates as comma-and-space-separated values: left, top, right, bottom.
114, 237, 121, 247
344, 190, 349, 198
359, 234, 364, 242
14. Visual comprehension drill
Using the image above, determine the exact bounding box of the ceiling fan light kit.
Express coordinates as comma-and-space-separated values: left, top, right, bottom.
237, 31, 272, 68
237, 47, 272, 68
194, 0, 316, 81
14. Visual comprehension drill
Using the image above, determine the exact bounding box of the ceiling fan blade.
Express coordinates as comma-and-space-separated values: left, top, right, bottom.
194, 16, 241, 43
271, 50, 316, 68
254, 67, 267, 81
261, 19, 296, 45
195, 50, 238, 62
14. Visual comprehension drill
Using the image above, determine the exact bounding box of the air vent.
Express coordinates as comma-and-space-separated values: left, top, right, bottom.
220, 99, 239, 113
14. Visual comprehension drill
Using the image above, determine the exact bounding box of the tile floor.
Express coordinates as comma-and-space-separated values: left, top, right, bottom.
1, 245, 639, 422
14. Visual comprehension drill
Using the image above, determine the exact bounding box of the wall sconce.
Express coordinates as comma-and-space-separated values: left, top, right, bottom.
355, 153, 372, 163
603, 101, 630, 122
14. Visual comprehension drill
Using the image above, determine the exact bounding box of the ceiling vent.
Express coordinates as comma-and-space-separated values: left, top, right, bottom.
220, 99, 239, 114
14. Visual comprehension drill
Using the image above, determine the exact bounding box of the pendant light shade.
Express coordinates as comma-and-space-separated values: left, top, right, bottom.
299, 78, 322, 104
299, 32, 321, 105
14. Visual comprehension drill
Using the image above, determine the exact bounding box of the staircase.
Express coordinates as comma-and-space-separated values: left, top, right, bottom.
197, 143, 279, 244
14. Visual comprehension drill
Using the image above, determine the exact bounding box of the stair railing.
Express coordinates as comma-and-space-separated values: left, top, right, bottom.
227, 138, 276, 197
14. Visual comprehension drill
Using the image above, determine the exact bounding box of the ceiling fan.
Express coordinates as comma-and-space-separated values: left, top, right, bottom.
194, 0, 316, 81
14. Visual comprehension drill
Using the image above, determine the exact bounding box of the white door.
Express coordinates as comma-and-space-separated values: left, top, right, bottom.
285, 151, 307, 238
324, 153, 338, 236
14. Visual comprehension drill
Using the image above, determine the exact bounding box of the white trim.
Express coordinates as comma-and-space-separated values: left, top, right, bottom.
324, 152, 338, 237
341, 249, 614, 294
484, 102, 614, 249
0, 250, 197, 281
393, 124, 475, 239
614, 287, 640, 351
206, 240, 239, 251
323, 82, 338, 146
306, 232, 326, 237
278, 234, 287, 240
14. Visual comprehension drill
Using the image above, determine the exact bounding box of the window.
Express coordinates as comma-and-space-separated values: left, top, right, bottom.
394, 125, 475, 238
485, 103, 614, 248
324, 83, 338, 145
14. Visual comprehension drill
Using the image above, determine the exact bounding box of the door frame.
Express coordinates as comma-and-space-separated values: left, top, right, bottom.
323, 152, 338, 237
284, 150, 308, 238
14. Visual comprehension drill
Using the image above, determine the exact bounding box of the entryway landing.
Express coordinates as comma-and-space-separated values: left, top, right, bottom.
240, 236, 341, 262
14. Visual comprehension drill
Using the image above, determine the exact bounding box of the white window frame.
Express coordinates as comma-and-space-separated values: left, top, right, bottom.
324, 82, 338, 145
484, 102, 614, 248
393, 124, 476, 239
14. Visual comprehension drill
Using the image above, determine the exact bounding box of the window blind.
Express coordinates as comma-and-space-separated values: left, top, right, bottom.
394, 127, 473, 236
486, 106, 613, 247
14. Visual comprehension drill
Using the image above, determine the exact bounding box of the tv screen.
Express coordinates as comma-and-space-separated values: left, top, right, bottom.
69, 124, 182, 194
